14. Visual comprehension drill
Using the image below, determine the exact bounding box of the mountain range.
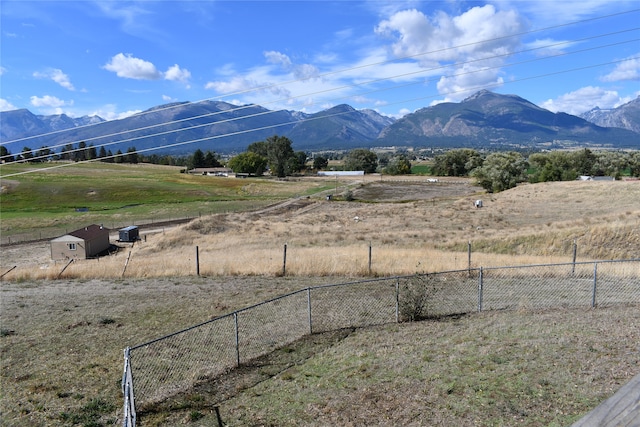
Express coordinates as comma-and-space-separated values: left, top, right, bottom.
1, 90, 638, 157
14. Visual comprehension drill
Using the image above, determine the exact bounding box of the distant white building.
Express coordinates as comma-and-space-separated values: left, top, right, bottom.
317, 171, 364, 176
577, 175, 615, 181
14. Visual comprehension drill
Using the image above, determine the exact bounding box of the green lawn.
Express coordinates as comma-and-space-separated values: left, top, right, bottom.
0, 162, 330, 239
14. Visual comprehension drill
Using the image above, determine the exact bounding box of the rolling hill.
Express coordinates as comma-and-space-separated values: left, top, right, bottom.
1, 91, 638, 157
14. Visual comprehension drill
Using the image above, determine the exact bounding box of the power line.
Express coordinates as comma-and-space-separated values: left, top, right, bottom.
2, 27, 638, 163
2, 7, 638, 147
1, 55, 636, 179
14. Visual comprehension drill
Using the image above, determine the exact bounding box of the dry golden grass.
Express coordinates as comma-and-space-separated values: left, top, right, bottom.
1, 177, 639, 427
2, 179, 639, 280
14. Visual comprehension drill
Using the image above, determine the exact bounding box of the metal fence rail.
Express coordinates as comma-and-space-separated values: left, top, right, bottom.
122, 259, 640, 426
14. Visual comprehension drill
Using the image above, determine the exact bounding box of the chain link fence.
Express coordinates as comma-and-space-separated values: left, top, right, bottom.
122, 259, 639, 426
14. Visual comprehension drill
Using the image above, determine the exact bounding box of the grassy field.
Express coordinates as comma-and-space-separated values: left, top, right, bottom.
1, 162, 639, 426
0, 162, 332, 241
1, 276, 638, 426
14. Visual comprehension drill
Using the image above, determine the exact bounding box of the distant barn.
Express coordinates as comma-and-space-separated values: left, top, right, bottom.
50, 224, 110, 260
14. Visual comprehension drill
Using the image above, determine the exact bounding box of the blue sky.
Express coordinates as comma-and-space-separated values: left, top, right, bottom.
1, 1, 638, 121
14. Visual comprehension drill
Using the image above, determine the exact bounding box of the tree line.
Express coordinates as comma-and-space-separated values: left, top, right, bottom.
4, 137, 638, 194
431, 148, 640, 192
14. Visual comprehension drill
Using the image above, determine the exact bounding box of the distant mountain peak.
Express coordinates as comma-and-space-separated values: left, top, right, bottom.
579, 96, 640, 133
1, 91, 638, 154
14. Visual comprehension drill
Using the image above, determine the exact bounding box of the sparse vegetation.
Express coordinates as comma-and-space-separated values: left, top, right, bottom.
0, 161, 638, 426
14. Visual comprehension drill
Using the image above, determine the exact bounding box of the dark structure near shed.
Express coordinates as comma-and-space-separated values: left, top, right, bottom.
118, 226, 140, 243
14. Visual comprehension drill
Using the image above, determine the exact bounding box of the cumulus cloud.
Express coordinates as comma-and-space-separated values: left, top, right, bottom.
164, 64, 191, 83
265, 51, 292, 68
0, 98, 17, 112
205, 76, 257, 94
601, 55, 640, 82
33, 68, 76, 91
89, 104, 141, 121
540, 86, 631, 115
264, 50, 319, 80
103, 53, 192, 85
104, 53, 163, 80
30, 95, 68, 108
374, 5, 526, 101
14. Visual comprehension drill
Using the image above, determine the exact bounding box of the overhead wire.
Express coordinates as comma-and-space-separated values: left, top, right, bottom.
2, 7, 638, 148
1, 54, 637, 179
2, 30, 637, 166
3, 25, 639, 161
0, 8, 638, 172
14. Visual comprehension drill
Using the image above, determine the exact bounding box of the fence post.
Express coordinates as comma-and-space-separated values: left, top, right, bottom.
282, 243, 287, 276
395, 279, 400, 323
122, 251, 132, 278
307, 288, 313, 334
591, 263, 598, 308
572, 240, 577, 275
468, 241, 472, 275
368, 243, 372, 275
122, 347, 136, 427
478, 267, 484, 312
195, 246, 200, 276
234, 312, 240, 366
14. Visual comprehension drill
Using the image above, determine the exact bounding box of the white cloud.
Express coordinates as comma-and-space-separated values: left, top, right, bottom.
30, 95, 68, 108
0, 66, 6, 76
103, 54, 191, 86
601, 55, 640, 82
205, 76, 257, 94
497, 0, 629, 25
525, 38, 575, 56
374, 5, 525, 101
33, 68, 75, 91
375, 6, 524, 63
540, 86, 630, 115
89, 104, 141, 121
103, 53, 162, 80
164, 64, 191, 83
162, 94, 177, 102
264, 51, 319, 80
0, 98, 17, 111
265, 51, 292, 68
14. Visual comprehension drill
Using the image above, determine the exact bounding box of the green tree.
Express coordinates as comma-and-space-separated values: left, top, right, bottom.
126, 147, 139, 164
0, 145, 14, 162
114, 149, 124, 163
573, 148, 597, 176
345, 148, 378, 173
594, 150, 627, 178
86, 144, 97, 161
629, 151, 640, 177
529, 151, 579, 182
313, 155, 329, 170
265, 135, 295, 177
75, 141, 87, 162
472, 151, 528, 193
287, 151, 308, 174
20, 147, 34, 162
204, 151, 222, 168
228, 151, 268, 176
247, 141, 269, 157
384, 154, 412, 175
60, 143, 74, 161
35, 146, 53, 162
190, 149, 206, 169
432, 149, 482, 176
